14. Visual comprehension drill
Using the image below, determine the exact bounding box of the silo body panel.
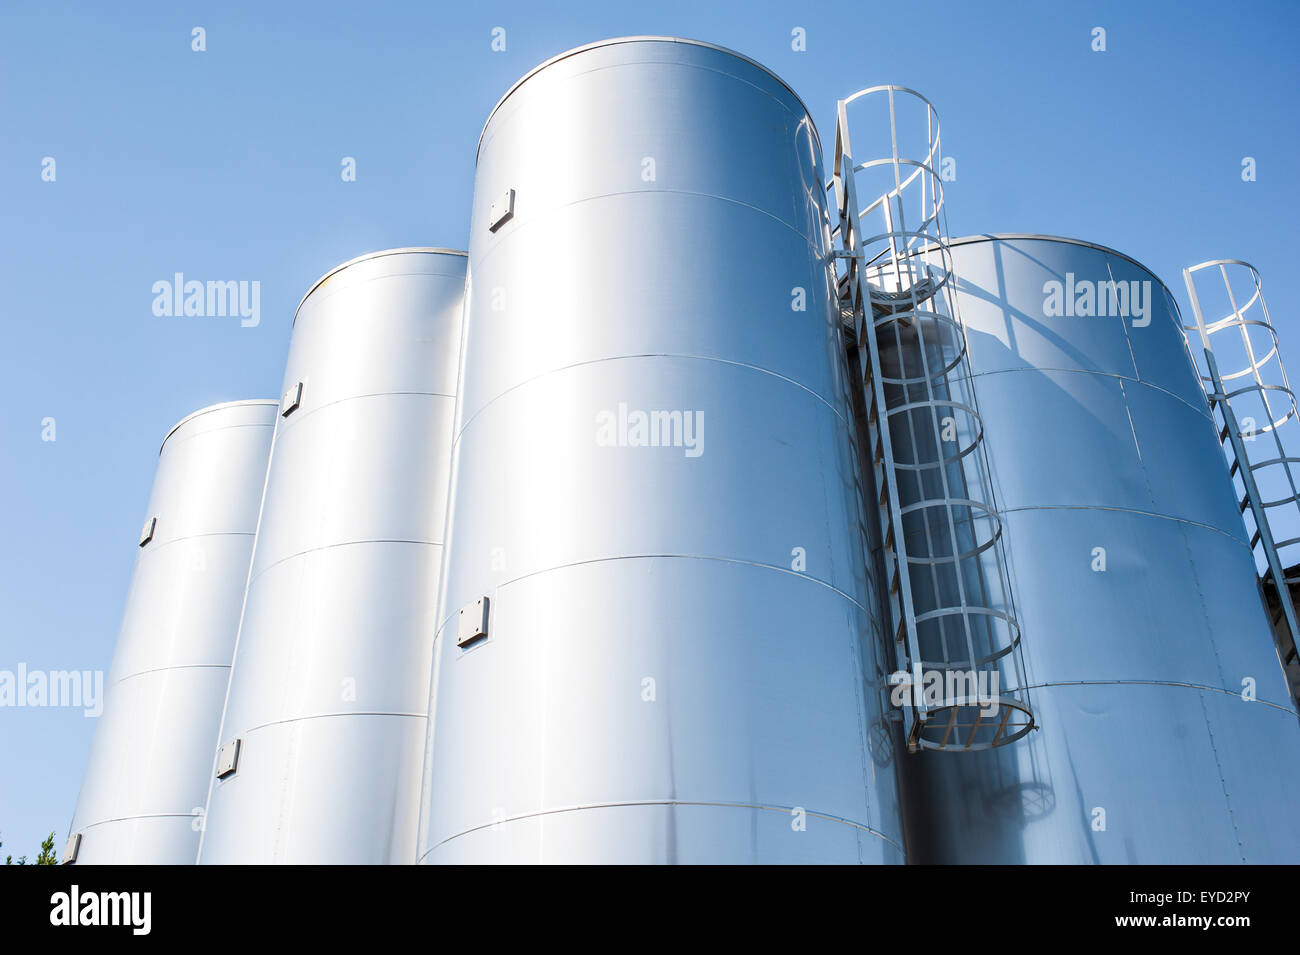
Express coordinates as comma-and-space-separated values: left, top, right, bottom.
198, 249, 466, 864
419, 38, 903, 864
69, 400, 277, 864
900, 235, 1300, 863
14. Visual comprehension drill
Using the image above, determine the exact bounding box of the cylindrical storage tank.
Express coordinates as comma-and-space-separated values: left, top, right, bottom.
900, 234, 1300, 863
418, 38, 904, 864
198, 248, 467, 864
68, 400, 277, 864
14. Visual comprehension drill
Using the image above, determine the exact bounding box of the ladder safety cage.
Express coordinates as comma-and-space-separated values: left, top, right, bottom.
828, 86, 1035, 752
1183, 260, 1300, 707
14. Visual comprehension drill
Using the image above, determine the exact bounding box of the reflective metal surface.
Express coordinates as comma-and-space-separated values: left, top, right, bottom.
418, 38, 904, 864
475, 36, 818, 161
899, 235, 1300, 862
69, 400, 277, 864
197, 250, 466, 864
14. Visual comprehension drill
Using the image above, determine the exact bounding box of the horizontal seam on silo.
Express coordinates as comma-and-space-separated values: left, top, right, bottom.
420, 800, 902, 861
1022, 679, 1297, 716
451, 352, 849, 452
160, 401, 278, 449
432, 552, 868, 638
240, 711, 425, 735
109, 662, 230, 690
962, 366, 1211, 419
998, 503, 1248, 547
295, 268, 468, 320
248, 538, 441, 584
160, 421, 278, 455
294, 249, 467, 319
77, 812, 205, 828
275, 390, 456, 431
135, 530, 256, 555
470, 188, 822, 273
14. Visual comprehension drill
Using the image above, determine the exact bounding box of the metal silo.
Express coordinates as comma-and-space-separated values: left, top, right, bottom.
67, 400, 276, 865
197, 248, 467, 864
899, 234, 1300, 863
417, 38, 904, 864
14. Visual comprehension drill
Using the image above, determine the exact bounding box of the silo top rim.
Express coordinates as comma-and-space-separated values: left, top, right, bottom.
476, 36, 818, 163
946, 233, 1178, 301
294, 247, 468, 326
160, 398, 278, 454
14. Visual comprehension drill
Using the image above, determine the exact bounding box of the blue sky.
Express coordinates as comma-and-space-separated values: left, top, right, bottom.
2, 0, 1297, 857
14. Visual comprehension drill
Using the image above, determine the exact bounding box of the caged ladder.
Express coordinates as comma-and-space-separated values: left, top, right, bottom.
828, 87, 1034, 752
1184, 260, 1300, 707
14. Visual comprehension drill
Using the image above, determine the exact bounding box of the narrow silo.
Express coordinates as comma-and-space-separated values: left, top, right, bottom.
900, 234, 1300, 863
67, 400, 276, 864
198, 248, 466, 864
418, 38, 903, 864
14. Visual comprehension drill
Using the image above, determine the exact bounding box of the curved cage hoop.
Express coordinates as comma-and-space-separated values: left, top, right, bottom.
910, 696, 1036, 752
884, 398, 986, 470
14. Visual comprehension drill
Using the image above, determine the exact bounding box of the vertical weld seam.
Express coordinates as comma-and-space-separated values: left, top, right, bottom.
1176, 516, 1228, 690
1109, 258, 1143, 384
1172, 490, 1238, 856
1196, 692, 1246, 862
1116, 377, 1143, 463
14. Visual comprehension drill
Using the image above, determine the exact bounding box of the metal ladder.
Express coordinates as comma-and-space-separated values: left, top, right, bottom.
1184, 260, 1300, 706
829, 87, 1034, 751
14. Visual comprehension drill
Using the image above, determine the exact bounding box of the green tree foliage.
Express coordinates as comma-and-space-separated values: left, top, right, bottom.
34, 832, 57, 865
1, 832, 58, 865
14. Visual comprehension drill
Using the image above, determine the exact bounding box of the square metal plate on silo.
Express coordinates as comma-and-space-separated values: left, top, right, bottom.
457, 596, 490, 647
281, 381, 302, 417
216, 738, 241, 779
488, 189, 515, 232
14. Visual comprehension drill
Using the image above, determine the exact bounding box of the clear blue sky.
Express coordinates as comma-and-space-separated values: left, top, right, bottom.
2, 0, 1297, 858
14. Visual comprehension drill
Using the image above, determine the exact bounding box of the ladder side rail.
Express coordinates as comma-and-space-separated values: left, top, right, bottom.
1207, 347, 1300, 698
834, 114, 928, 725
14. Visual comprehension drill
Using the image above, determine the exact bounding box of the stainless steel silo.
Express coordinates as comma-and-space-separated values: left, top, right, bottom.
197, 248, 467, 864
417, 37, 904, 864
900, 234, 1300, 863
67, 399, 277, 864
